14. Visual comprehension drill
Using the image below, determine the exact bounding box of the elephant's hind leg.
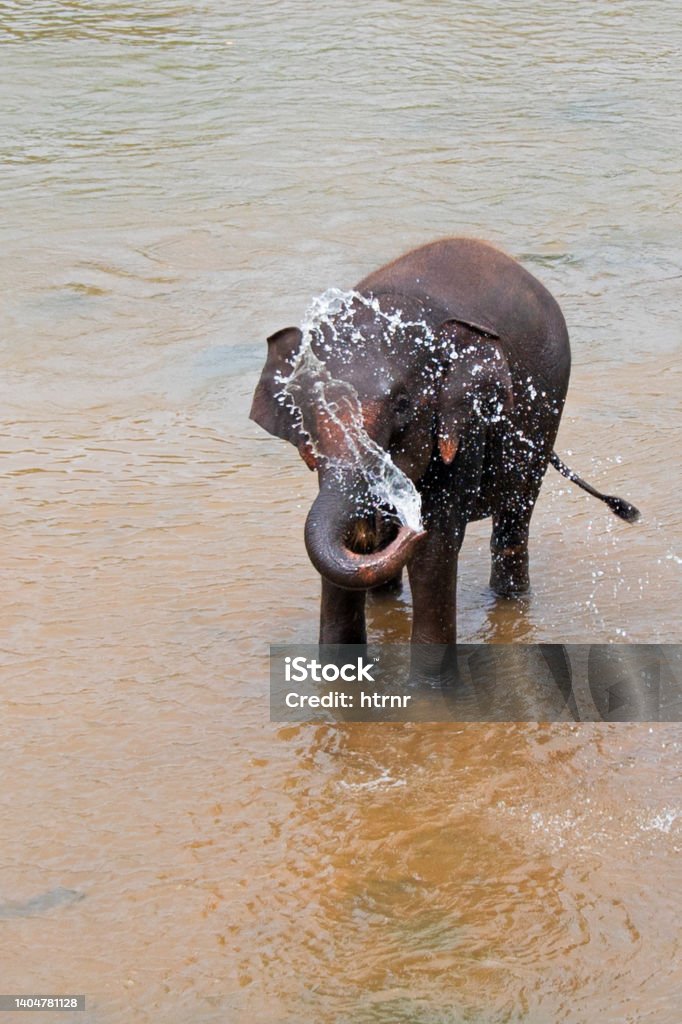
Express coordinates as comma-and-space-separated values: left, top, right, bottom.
489, 503, 534, 597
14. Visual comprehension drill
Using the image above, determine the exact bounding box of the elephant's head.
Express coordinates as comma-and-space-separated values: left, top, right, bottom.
250, 292, 514, 590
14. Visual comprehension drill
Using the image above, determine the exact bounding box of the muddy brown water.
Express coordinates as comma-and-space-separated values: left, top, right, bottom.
1, 3, 681, 1022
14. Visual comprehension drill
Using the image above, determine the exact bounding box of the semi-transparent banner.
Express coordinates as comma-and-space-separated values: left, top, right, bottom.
270, 644, 682, 723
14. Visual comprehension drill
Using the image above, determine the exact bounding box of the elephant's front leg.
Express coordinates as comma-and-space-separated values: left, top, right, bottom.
319, 578, 367, 644
407, 524, 463, 645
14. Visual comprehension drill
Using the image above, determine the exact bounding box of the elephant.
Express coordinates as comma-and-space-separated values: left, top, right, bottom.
250, 238, 639, 646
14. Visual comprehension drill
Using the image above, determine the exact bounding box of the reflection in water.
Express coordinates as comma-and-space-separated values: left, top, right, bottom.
1, 1, 681, 1022
0, 887, 84, 920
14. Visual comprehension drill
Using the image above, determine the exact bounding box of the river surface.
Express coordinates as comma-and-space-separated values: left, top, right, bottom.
1, 2, 681, 1022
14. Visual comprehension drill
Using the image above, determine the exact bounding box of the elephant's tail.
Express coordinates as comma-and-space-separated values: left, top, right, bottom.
549, 452, 641, 523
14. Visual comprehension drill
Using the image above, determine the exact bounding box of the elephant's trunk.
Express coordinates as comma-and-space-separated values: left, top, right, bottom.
304, 476, 425, 591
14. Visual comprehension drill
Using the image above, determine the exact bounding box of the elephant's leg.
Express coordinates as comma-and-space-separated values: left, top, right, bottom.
408, 525, 464, 644
488, 413, 560, 597
406, 524, 463, 685
319, 578, 367, 644
489, 501, 535, 597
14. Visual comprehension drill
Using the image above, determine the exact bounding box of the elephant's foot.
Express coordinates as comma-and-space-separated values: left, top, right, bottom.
490, 544, 529, 597
408, 643, 460, 686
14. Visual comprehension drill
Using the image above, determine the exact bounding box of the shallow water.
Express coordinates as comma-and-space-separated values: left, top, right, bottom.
1, 2, 681, 1022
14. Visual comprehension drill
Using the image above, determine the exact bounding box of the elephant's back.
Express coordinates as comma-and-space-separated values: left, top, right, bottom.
356, 238, 570, 394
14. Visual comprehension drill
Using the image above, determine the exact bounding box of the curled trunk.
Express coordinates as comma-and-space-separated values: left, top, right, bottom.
304, 479, 425, 591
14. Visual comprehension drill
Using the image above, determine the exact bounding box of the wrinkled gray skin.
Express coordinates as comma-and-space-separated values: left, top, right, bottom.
251, 238, 571, 646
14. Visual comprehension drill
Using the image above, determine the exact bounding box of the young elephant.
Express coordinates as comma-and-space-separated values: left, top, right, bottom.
250, 238, 638, 645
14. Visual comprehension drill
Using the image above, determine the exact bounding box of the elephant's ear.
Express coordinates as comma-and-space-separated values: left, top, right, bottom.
441, 313, 500, 341
250, 327, 310, 452
436, 318, 514, 465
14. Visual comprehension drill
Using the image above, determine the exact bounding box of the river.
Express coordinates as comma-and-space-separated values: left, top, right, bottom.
1, 2, 680, 1021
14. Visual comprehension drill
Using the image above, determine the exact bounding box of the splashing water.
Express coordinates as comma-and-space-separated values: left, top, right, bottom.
278, 288, 425, 531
